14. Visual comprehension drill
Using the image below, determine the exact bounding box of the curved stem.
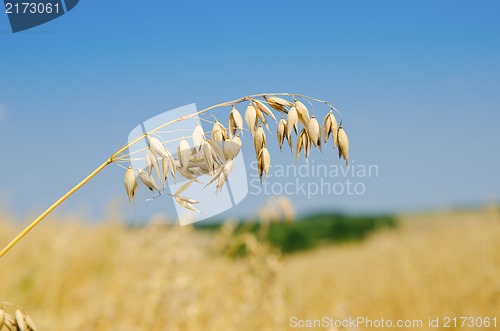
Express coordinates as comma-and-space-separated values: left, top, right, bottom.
0, 92, 342, 258
112, 93, 339, 161
0, 159, 112, 258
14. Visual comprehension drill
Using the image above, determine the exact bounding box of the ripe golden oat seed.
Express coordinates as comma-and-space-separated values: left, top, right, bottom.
212, 120, 229, 142
337, 127, 349, 166
277, 117, 287, 151
4, 313, 15, 330
258, 147, 271, 182
264, 95, 292, 113
25, 315, 37, 331
207, 139, 225, 163
308, 115, 321, 150
177, 139, 191, 171
253, 103, 270, 131
146, 147, 161, 180
15, 309, 26, 331
294, 100, 311, 127
229, 105, 243, 136
202, 140, 215, 174
254, 125, 267, 158
323, 111, 338, 148
287, 106, 299, 139
192, 124, 205, 150
174, 195, 201, 213
253, 99, 277, 122
137, 167, 160, 193
147, 135, 168, 158
297, 128, 311, 159
244, 103, 257, 135
124, 166, 138, 205
223, 135, 242, 160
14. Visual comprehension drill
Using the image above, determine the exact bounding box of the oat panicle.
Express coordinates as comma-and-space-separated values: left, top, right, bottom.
0, 92, 349, 258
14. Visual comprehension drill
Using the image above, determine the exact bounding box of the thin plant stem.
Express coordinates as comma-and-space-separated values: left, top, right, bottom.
0, 92, 341, 258
0, 159, 112, 257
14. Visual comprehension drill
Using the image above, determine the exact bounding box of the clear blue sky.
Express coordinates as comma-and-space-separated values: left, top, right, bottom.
1, 0, 499, 222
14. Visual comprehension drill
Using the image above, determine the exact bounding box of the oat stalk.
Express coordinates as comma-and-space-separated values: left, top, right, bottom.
0, 92, 347, 258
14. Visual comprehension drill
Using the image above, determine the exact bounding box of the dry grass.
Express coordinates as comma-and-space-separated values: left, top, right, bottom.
1, 207, 499, 330
283, 207, 500, 328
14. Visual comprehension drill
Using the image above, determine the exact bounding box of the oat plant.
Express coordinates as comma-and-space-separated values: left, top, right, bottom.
0, 302, 37, 331
0, 93, 349, 258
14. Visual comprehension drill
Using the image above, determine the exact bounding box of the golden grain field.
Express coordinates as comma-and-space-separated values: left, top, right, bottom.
1, 206, 499, 330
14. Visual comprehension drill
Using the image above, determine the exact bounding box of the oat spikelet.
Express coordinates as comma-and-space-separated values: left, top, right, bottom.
25, 314, 37, 331
296, 130, 303, 160
254, 103, 269, 131
124, 166, 137, 204
323, 111, 338, 148
162, 147, 176, 183
177, 139, 191, 171
264, 95, 292, 113
254, 125, 267, 158
192, 124, 205, 151
172, 180, 200, 211
337, 127, 349, 166
286, 127, 293, 151
244, 103, 257, 135
296, 128, 311, 159
4, 312, 16, 330
253, 99, 277, 122
208, 140, 226, 163
0, 308, 4, 329
215, 160, 234, 193
205, 161, 231, 194
202, 140, 215, 174
294, 100, 311, 127
174, 196, 201, 213
161, 158, 169, 188
223, 135, 242, 160
303, 129, 311, 158
212, 119, 229, 142
204, 161, 227, 192
277, 116, 287, 151
15, 310, 26, 331
147, 135, 168, 158
258, 147, 271, 182
161, 157, 174, 187
146, 148, 161, 180
137, 167, 160, 193
308, 115, 321, 150
144, 148, 154, 175
229, 106, 243, 136
287, 106, 299, 139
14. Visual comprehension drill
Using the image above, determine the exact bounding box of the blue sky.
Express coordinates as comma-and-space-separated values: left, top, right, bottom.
0, 0, 499, 222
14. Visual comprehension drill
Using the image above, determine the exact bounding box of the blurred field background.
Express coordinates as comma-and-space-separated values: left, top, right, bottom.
1, 199, 499, 330
1, 1, 499, 330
